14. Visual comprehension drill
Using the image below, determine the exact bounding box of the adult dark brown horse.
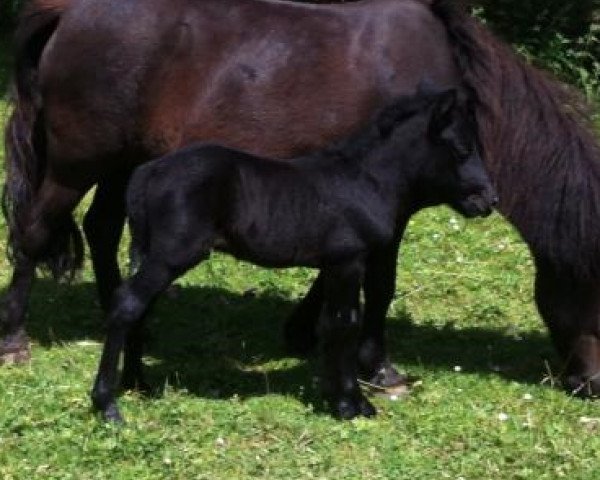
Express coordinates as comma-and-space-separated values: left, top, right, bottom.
2, 0, 600, 396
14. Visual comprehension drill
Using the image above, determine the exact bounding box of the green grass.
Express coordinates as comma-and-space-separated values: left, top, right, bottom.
1, 45, 600, 480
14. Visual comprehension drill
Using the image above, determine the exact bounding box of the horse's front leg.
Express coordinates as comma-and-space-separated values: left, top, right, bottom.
284, 274, 323, 355
534, 258, 600, 396
319, 260, 376, 419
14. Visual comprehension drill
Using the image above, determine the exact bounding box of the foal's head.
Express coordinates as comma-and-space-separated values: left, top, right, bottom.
378, 85, 498, 217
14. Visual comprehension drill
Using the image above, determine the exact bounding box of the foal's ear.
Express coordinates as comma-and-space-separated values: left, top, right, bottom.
429, 89, 457, 133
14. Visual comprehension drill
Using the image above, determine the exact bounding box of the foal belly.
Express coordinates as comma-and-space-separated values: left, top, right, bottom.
217, 225, 365, 270
217, 234, 324, 269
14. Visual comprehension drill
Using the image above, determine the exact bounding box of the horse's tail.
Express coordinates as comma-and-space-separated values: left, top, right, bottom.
126, 166, 152, 270
3, 0, 83, 280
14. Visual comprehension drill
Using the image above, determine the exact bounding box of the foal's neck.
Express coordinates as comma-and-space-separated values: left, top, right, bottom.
330, 120, 426, 188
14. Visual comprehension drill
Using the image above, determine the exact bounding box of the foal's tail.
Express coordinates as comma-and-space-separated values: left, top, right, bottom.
126, 166, 153, 269
3, 0, 83, 280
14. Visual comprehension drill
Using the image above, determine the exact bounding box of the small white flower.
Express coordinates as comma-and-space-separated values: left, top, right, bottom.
215, 437, 226, 447
498, 412, 509, 422
390, 395, 399, 401
454, 365, 462, 372
522, 393, 533, 401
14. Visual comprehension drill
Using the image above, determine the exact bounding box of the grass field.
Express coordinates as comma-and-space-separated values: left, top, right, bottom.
1, 45, 600, 479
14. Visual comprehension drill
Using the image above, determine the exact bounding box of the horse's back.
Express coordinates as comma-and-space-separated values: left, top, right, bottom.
38, 0, 458, 173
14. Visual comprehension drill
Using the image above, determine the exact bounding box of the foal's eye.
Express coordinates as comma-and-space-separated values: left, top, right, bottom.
452, 144, 473, 161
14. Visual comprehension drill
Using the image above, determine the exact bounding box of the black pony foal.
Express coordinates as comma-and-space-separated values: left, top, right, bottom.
91, 87, 497, 422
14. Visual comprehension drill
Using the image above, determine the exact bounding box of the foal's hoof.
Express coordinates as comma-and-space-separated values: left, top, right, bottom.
0, 337, 31, 365
333, 394, 377, 420
103, 404, 125, 424
96, 402, 125, 424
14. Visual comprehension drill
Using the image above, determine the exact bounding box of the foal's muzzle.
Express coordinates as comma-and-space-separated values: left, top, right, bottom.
458, 190, 498, 218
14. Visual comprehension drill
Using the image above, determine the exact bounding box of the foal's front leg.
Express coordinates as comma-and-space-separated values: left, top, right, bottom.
359, 239, 408, 387
286, 232, 409, 390
319, 261, 376, 419
91, 260, 174, 422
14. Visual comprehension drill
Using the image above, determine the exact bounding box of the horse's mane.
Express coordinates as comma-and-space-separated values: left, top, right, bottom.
432, 0, 600, 279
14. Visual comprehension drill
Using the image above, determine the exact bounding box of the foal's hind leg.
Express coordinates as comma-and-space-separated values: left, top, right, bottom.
91, 259, 175, 422
1, 177, 86, 363
534, 260, 600, 397
83, 171, 149, 391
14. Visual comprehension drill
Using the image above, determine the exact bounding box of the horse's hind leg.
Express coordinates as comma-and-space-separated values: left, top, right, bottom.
284, 274, 323, 355
534, 260, 600, 396
83, 170, 131, 311
0, 177, 86, 363
0, 258, 36, 364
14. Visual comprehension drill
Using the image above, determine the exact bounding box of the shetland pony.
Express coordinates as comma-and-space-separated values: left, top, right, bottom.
3, 0, 600, 396
91, 87, 496, 421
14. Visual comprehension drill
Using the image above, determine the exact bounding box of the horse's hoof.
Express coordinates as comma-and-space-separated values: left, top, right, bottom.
364, 363, 410, 389
120, 375, 151, 395
0, 338, 31, 365
564, 374, 600, 398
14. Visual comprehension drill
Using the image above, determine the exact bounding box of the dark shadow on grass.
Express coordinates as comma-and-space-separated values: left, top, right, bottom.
5, 278, 557, 411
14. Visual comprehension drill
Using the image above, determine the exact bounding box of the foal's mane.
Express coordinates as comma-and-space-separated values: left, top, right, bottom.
432, 0, 600, 278
322, 92, 437, 162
